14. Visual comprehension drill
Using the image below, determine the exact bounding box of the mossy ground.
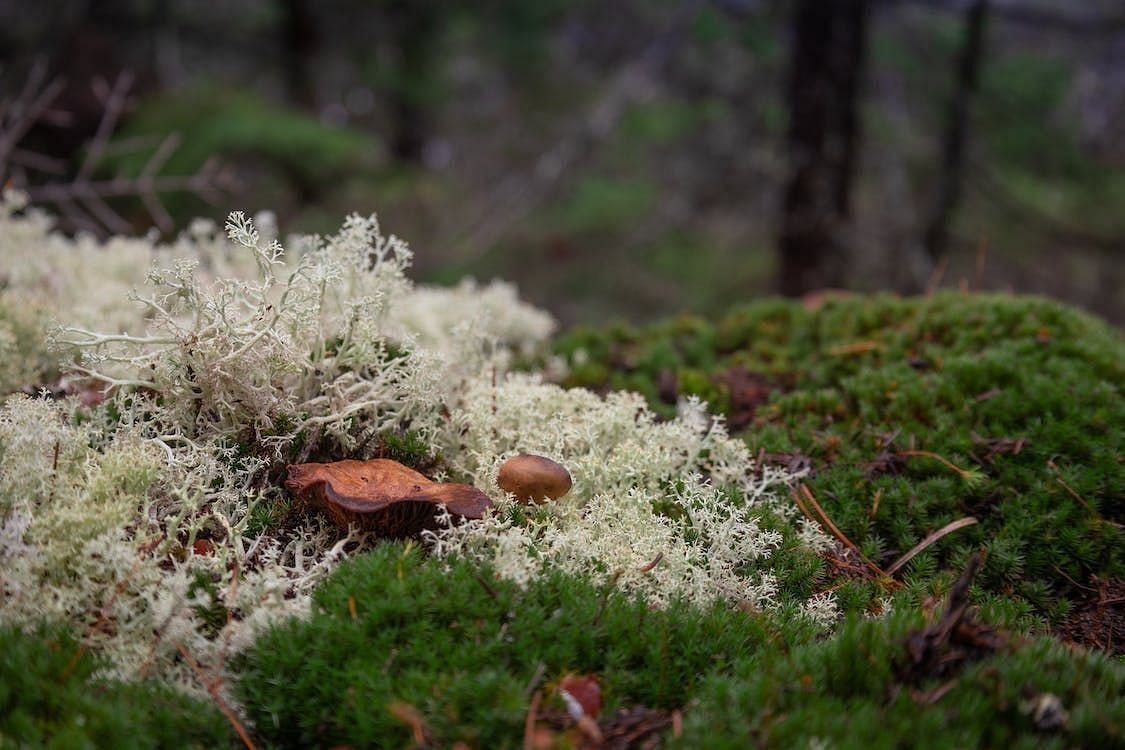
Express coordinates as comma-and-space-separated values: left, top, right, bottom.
557, 292, 1124, 632
231, 293, 1122, 747
0, 625, 233, 748
236, 543, 1124, 749
5, 292, 1123, 747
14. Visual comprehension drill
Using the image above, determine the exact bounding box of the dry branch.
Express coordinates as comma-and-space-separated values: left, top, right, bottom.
1, 64, 225, 236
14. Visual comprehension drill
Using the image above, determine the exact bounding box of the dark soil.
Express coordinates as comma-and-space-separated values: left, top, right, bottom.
1057, 577, 1125, 656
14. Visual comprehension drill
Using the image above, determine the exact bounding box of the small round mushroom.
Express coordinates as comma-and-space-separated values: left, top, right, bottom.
496, 454, 572, 504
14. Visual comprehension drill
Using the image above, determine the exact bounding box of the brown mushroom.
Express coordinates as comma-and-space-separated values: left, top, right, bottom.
496, 454, 572, 504
285, 459, 491, 537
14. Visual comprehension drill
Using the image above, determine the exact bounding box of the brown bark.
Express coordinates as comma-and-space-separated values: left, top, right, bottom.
924, 0, 989, 263
279, 0, 319, 111
778, 0, 870, 297
386, 3, 440, 163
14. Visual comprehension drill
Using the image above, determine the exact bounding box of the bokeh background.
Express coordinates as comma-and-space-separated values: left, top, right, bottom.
2, 0, 1123, 324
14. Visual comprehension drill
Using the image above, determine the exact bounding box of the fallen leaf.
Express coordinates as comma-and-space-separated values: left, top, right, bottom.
192, 538, 215, 556
558, 674, 602, 720
285, 459, 491, 537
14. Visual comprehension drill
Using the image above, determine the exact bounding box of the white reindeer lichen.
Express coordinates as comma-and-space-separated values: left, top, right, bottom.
0, 195, 828, 703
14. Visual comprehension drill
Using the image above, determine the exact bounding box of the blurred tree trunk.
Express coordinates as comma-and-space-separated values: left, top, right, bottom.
280, 0, 319, 111
387, 3, 439, 163
924, 0, 989, 263
778, 0, 870, 296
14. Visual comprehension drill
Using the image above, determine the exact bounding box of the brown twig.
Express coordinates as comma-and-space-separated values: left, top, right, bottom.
523, 662, 548, 700
827, 340, 880, 356
639, 551, 664, 573
898, 450, 978, 482
973, 236, 988, 290
60, 548, 150, 681
793, 484, 887, 579
1, 66, 226, 236
174, 640, 257, 750
1052, 475, 1123, 530
523, 689, 542, 750
886, 517, 978, 577
389, 700, 430, 748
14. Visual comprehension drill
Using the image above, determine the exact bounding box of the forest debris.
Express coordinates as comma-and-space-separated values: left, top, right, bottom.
715, 367, 777, 431
760, 449, 814, 477
174, 641, 257, 750
595, 706, 674, 749
1056, 577, 1124, 656
865, 447, 983, 486
285, 459, 491, 537
885, 517, 979, 577
388, 700, 430, 748
559, 674, 603, 721
898, 551, 1006, 686
1023, 693, 1069, 732
969, 433, 1026, 464
793, 484, 888, 580
972, 388, 1002, 403
533, 703, 673, 750
497, 454, 573, 504
827, 340, 880, 356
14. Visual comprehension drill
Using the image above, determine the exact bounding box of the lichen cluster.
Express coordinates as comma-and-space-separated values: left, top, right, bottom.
0, 193, 809, 701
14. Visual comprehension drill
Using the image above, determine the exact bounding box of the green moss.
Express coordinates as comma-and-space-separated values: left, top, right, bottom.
550, 177, 657, 235
238, 544, 1123, 748
111, 86, 376, 187
0, 624, 233, 748
555, 293, 1124, 620
672, 611, 1124, 749
236, 542, 786, 748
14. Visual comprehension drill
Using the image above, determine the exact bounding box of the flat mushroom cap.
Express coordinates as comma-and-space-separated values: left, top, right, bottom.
496, 454, 573, 504
286, 459, 491, 537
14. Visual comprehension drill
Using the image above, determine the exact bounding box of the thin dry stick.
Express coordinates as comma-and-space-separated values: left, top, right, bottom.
639, 551, 664, 573
898, 450, 977, 482
174, 641, 257, 750
886, 516, 979, 577
793, 484, 887, 579
523, 689, 543, 750
60, 548, 151, 681
217, 559, 241, 665
925, 255, 950, 295
523, 662, 547, 700
1, 66, 224, 235
1055, 477, 1123, 529
973, 236, 988, 290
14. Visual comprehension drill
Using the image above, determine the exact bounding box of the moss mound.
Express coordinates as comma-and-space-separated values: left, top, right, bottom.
672, 610, 1124, 749
235, 542, 793, 748
236, 542, 1124, 748
556, 292, 1124, 627
0, 624, 233, 748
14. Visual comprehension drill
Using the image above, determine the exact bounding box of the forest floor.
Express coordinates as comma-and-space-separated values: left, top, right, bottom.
2, 291, 1122, 748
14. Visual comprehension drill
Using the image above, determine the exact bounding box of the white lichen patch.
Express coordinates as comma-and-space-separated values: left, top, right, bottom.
425, 375, 796, 609
0, 191, 828, 701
